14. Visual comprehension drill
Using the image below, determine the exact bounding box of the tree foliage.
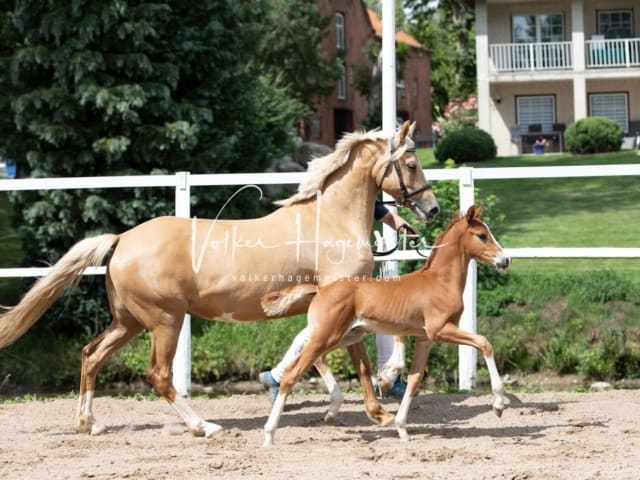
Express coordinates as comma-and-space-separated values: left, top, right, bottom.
405, 0, 476, 117
256, 0, 340, 111
0, 0, 319, 334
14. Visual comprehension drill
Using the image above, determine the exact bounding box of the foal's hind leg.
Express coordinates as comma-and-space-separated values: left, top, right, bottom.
347, 341, 395, 427
77, 314, 143, 435
145, 318, 223, 438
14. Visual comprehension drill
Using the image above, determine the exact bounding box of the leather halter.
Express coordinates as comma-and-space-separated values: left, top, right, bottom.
377, 137, 433, 208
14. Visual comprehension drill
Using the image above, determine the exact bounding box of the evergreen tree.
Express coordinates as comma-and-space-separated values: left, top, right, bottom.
0, 1, 306, 333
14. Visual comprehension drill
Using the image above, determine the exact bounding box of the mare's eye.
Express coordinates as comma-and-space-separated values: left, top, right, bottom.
407, 163, 417, 171
476, 233, 488, 242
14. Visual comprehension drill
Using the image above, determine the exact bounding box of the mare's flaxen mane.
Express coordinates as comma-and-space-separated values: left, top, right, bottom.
275, 129, 389, 207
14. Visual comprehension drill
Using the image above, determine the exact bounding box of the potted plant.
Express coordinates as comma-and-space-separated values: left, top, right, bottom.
533, 137, 547, 155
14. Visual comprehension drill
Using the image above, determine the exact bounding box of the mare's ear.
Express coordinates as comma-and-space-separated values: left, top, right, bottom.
395, 120, 411, 146
407, 121, 416, 138
474, 204, 484, 219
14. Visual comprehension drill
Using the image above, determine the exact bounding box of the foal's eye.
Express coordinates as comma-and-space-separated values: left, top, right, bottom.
406, 163, 417, 171
476, 233, 488, 242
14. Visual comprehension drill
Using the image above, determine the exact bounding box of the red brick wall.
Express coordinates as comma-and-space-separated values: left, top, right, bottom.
308, 0, 432, 147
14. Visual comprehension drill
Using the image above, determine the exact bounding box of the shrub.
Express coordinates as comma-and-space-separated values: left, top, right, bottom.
434, 95, 478, 139
434, 127, 497, 163
564, 116, 624, 154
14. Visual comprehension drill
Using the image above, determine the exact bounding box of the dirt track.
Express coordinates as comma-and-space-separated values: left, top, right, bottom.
0, 389, 639, 479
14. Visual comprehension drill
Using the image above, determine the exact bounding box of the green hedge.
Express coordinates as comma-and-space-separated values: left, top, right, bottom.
435, 127, 497, 163
564, 116, 624, 154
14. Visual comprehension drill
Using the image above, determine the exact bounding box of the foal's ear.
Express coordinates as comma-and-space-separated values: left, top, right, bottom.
465, 205, 476, 222
465, 204, 484, 222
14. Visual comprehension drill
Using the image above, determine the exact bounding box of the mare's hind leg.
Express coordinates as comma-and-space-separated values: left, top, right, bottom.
145, 317, 223, 438
77, 313, 144, 435
313, 355, 343, 423
347, 341, 395, 427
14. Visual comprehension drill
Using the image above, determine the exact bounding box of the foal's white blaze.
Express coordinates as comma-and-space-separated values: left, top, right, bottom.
171, 395, 223, 438
481, 221, 511, 269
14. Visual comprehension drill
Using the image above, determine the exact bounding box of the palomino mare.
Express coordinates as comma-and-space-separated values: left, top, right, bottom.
262, 205, 511, 446
0, 121, 439, 438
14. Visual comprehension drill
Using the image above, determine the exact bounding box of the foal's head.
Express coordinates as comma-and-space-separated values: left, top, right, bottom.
461, 205, 511, 271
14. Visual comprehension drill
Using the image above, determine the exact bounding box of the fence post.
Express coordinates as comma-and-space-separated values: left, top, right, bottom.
173, 171, 191, 397
458, 167, 477, 390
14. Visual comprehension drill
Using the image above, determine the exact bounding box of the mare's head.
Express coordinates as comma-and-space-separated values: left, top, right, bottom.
376, 121, 439, 221
458, 205, 510, 271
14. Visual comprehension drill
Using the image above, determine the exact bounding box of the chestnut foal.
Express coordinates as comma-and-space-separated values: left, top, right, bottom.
263, 205, 511, 446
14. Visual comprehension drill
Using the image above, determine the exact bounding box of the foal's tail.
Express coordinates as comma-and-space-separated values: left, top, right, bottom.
0, 234, 120, 349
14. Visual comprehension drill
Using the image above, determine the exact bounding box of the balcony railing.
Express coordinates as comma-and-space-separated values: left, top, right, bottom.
490, 38, 640, 72
586, 37, 640, 68
490, 41, 572, 72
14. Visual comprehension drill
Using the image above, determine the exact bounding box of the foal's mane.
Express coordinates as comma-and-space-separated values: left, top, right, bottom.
423, 210, 465, 269
274, 129, 389, 207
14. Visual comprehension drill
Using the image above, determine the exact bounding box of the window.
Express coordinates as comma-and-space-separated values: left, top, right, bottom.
590, 93, 629, 132
598, 10, 634, 38
512, 14, 564, 43
517, 95, 555, 131
512, 14, 565, 69
335, 13, 345, 50
413, 79, 419, 97
337, 64, 346, 99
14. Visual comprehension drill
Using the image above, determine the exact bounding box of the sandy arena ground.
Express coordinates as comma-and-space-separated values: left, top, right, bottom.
0, 388, 639, 480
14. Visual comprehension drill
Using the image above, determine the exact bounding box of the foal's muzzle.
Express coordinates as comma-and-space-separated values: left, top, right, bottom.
494, 253, 511, 271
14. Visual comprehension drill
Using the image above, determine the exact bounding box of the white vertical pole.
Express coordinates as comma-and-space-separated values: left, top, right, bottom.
381, 0, 398, 273
173, 171, 191, 397
458, 167, 477, 390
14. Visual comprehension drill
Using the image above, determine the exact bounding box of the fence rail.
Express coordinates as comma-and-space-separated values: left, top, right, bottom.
1, 164, 639, 393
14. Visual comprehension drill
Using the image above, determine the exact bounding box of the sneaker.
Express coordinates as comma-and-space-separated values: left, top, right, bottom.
259, 370, 280, 402
388, 377, 407, 400
373, 377, 407, 400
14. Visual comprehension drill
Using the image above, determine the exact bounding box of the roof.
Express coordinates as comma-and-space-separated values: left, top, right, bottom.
367, 8, 425, 50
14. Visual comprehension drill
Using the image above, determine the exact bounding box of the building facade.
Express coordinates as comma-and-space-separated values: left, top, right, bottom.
475, 0, 640, 156
308, 0, 433, 147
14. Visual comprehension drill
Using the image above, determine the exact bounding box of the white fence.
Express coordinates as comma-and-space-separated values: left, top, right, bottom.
1, 164, 640, 393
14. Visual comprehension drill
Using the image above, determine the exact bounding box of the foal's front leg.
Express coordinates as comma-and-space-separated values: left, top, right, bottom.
436, 322, 507, 416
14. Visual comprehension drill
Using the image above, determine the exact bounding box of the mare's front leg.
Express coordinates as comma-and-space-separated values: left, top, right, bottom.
347, 341, 395, 427
395, 338, 433, 440
313, 355, 344, 423
147, 320, 223, 438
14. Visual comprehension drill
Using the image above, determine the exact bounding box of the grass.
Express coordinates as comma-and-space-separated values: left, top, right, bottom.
421, 149, 640, 277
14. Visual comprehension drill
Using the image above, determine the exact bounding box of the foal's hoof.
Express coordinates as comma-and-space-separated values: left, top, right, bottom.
203, 421, 224, 439
90, 423, 108, 435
